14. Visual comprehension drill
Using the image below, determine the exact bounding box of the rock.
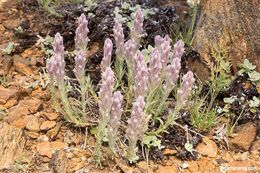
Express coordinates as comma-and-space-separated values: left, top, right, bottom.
192, 0, 260, 79
25, 115, 40, 132
196, 137, 218, 158
32, 88, 51, 101
0, 86, 18, 105
37, 135, 49, 142
0, 122, 26, 169
13, 55, 34, 76
43, 112, 59, 121
6, 98, 42, 123
26, 131, 40, 139
36, 142, 52, 158
12, 117, 28, 128
0, 55, 13, 75
49, 150, 68, 173
231, 122, 256, 151
187, 160, 199, 172
51, 141, 68, 151
46, 122, 62, 139
3, 98, 17, 109
0, 24, 5, 34
40, 121, 56, 131
251, 138, 260, 152
163, 148, 178, 155
155, 165, 178, 173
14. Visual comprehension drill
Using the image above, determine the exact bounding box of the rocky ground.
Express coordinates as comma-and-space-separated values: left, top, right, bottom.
0, 0, 259, 173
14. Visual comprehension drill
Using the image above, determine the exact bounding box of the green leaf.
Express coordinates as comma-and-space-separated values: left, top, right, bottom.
184, 143, 193, 153
1, 42, 15, 54
90, 126, 97, 136
248, 71, 260, 82
143, 135, 164, 149
240, 59, 256, 71
249, 96, 260, 108
223, 96, 236, 104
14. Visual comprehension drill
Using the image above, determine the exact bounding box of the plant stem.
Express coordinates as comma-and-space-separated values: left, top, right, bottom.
49, 76, 60, 111
126, 138, 138, 163
115, 56, 124, 88
94, 115, 109, 163
59, 82, 79, 124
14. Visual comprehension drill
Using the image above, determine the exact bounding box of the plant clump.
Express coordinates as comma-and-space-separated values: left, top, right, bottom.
47, 7, 195, 164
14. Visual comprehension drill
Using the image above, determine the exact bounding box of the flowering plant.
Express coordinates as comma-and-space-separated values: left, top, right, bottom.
47, 8, 195, 164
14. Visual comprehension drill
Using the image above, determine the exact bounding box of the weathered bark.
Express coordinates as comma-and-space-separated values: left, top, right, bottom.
0, 122, 26, 170
192, 0, 260, 79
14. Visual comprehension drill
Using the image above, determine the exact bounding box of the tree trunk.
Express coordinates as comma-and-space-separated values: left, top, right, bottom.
192, 0, 260, 79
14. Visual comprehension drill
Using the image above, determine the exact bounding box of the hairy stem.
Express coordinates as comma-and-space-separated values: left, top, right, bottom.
115, 57, 124, 88
126, 138, 138, 163
49, 76, 60, 111
59, 82, 79, 124
94, 114, 109, 163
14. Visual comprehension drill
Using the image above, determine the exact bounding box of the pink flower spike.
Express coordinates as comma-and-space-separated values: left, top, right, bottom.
160, 35, 171, 68
134, 51, 148, 98
109, 91, 123, 130
113, 18, 124, 55
176, 71, 195, 106
173, 40, 185, 59
99, 67, 115, 116
53, 33, 64, 56
148, 48, 162, 89
101, 38, 113, 73
165, 57, 181, 89
126, 96, 145, 140
134, 7, 144, 36
74, 50, 86, 77
75, 13, 90, 51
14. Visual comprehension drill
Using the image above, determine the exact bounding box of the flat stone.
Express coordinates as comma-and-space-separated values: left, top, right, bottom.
40, 121, 56, 131
188, 160, 199, 172
3, 98, 17, 109
49, 150, 68, 173
25, 115, 40, 132
46, 122, 62, 139
26, 131, 40, 139
6, 98, 42, 123
51, 141, 68, 150
196, 137, 218, 158
12, 117, 28, 128
0, 122, 26, 168
43, 112, 59, 121
231, 122, 257, 151
13, 55, 34, 76
0, 86, 18, 105
251, 138, 260, 152
155, 165, 178, 173
36, 142, 52, 158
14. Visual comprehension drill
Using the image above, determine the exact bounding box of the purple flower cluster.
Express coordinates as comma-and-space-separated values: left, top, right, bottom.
101, 38, 113, 73
176, 71, 195, 106
113, 19, 124, 55
99, 67, 115, 116
148, 48, 162, 89
126, 96, 146, 141
124, 39, 136, 64
134, 51, 148, 98
75, 13, 89, 51
74, 50, 86, 78
131, 7, 144, 44
161, 36, 171, 67
109, 91, 123, 130
165, 40, 185, 91
47, 33, 65, 84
